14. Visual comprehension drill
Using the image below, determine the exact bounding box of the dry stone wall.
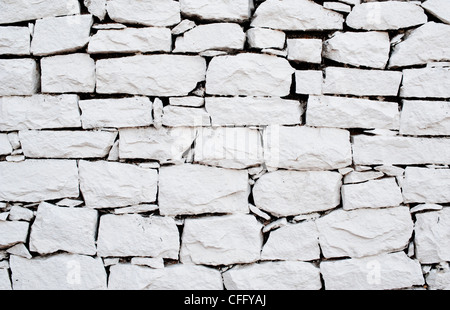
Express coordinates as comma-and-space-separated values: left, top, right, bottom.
0, 0, 450, 290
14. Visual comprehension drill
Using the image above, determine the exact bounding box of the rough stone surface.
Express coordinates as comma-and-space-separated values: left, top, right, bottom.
401, 67, 450, 98
422, 0, 450, 25
0, 27, 30, 56
0, 95, 81, 131
79, 97, 152, 129
169, 97, 204, 108
0, 221, 29, 249
263, 126, 352, 171
427, 264, 450, 290
31, 15, 93, 56
108, 264, 223, 290
41, 54, 96, 94
223, 261, 321, 290
0, 134, 12, 156
400, 100, 450, 136
307, 96, 400, 130
180, 215, 262, 266
251, 0, 344, 31
97, 214, 179, 259
253, 171, 342, 217
88, 27, 172, 54
295, 71, 323, 95
316, 207, 414, 258
324, 31, 390, 69
0, 160, 79, 202
8, 205, 34, 222
159, 164, 249, 216
29, 202, 98, 256
172, 20, 196, 35
402, 168, 450, 204
84, 0, 107, 20
206, 97, 302, 126
343, 171, 384, 184
321, 252, 424, 290
342, 178, 403, 211
206, 53, 294, 96
180, 0, 252, 22
287, 39, 322, 64
10, 254, 107, 290
352, 135, 450, 166
247, 28, 286, 50
323, 67, 403, 96
96, 55, 206, 96
19, 130, 117, 159
415, 208, 450, 264
79, 161, 158, 209
0, 268, 11, 290
0, 59, 39, 96
174, 23, 245, 53
107, 0, 181, 27
162, 106, 211, 127
346, 2, 427, 30
261, 221, 320, 261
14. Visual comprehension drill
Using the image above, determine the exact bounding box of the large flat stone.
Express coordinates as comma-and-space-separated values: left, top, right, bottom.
0, 59, 39, 96
253, 171, 342, 217
96, 55, 206, 96
79, 161, 158, 209
402, 168, 450, 204
0, 221, 29, 249
0, 160, 79, 202
316, 207, 414, 258
97, 214, 179, 259
159, 164, 249, 216
180, 215, 263, 266
401, 67, 450, 98
206, 53, 294, 97
0, 27, 30, 56
400, 100, 450, 136
263, 126, 352, 171
180, 0, 252, 22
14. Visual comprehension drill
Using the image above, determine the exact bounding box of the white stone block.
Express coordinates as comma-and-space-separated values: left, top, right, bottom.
0, 59, 39, 96
0, 27, 30, 55
402, 168, 450, 204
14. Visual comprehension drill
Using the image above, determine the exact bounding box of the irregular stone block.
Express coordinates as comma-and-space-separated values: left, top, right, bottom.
247, 28, 285, 49
162, 106, 211, 127
0, 27, 30, 55
287, 39, 322, 64
169, 97, 204, 108
180, 215, 263, 266
400, 100, 450, 136
402, 168, 450, 204
422, 0, 450, 24
0, 59, 39, 96
84, 0, 107, 20
159, 164, 249, 216
0, 134, 12, 156
180, 0, 253, 22
0, 160, 79, 202
295, 71, 323, 95
343, 171, 384, 184
0, 269, 11, 290
8, 205, 34, 222
78, 161, 158, 209
253, 170, 342, 216
97, 214, 179, 259
0, 221, 29, 249
427, 265, 450, 290
401, 67, 450, 98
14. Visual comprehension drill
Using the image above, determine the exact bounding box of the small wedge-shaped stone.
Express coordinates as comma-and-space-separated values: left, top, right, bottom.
316, 207, 414, 258
223, 261, 321, 290
96, 55, 206, 96
0, 27, 30, 55
346, 1, 427, 30
400, 100, 450, 136
352, 135, 450, 166
0, 59, 39, 96
415, 208, 450, 264
194, 127, 263, 169
261, 221, 320, 261
180, 0, 252, 22
0, 95, 81, 131
321, 252, 424, 290
84, 0, 107, 20
41, 54, 96, 93
343, 171, 384, 184
402, 168, 450, 204
307, 96, 400, 130
88, 27, 172, 54
0, 160, 79, 202
97, 214, 179, 259
401, 67, 450, 98
0, 134, 12, 156
253, 171, 342, 217
251, 0, 344, 31
323, 31, 390, 69
159, 164, 249, 216
264, 126, 352, 171
31, 15, 93, 56
174, 23, 245, 53
206, 97, 302, 126
79, 161, 158, 209
108, 264, 223, 290
0, 0, 80, 24
389, 23, 450, 68
0, 221, 29, 249
422, 0, 450, 24
19, 130, 117, 159
79, 97, 152, 129
29, 202, 98, 256
10, 254, 107, 290
342, 178, 403, 211
206, 53, 294, 97
0, 269, 11, 290
323, 67, 403, 96
107, 0, 180, 27
119, 127, 196, 163
181, 215, 263, 266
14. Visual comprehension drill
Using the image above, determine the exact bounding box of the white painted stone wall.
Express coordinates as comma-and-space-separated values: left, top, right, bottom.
0, 0, 449, 291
